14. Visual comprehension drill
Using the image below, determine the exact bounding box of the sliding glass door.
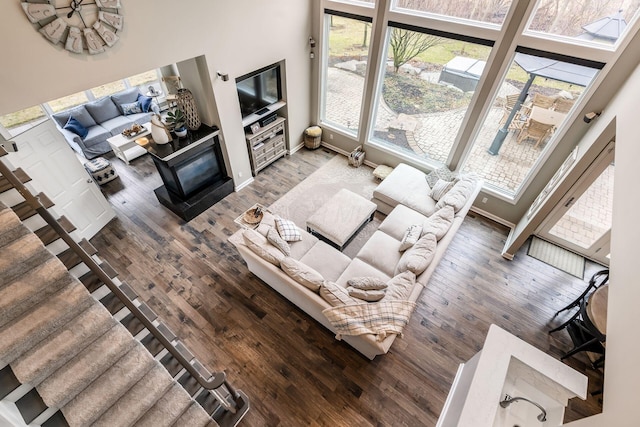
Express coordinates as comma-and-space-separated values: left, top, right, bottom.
537, 142, 614, 266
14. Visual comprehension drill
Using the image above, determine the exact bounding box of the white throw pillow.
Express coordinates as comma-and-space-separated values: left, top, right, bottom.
382, 271, 417, 301
395, 233, 437, 276
267, 227, 291, 256
256, 211, 277, 237
422, 205, 454, 241
399, 224, 422, 252
242, 229, 285, 267
347, 277, 388, 291
429, 179, 455, 201
435, 176, 477, 213
281, 257, 325, 292
320, 281, 357, 306
275, 217, 302, 242
347, 287, 386, 302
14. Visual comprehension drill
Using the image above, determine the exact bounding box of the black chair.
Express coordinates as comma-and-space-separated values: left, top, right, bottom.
550, 297, 606, 366
552, 269, 609, 318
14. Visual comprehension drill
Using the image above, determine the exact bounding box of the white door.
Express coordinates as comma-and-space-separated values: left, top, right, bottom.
6, 120, 115, 239
537, 141, 614, 266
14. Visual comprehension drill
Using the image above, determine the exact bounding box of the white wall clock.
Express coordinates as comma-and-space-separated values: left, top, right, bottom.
21, 0, 123, 55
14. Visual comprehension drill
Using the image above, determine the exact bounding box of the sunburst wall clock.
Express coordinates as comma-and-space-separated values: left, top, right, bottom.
21, 0, 123, 55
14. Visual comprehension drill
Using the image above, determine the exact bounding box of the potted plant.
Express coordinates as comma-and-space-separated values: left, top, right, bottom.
165, 108, 188, 137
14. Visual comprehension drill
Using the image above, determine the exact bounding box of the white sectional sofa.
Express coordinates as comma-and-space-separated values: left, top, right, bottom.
229, 163, 483, 359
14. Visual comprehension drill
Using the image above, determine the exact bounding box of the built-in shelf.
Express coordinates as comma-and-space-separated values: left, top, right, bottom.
241, 100, 286, 128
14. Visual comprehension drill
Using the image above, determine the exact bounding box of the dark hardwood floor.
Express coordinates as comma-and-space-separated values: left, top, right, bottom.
91, 148, 604, 426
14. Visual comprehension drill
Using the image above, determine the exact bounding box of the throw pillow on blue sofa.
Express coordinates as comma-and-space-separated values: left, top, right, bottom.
111, 87, 142, 114
85, 96, 121, 124
64, 116, 89, 139
122, 101, 143, 115
137, 93, 153, 113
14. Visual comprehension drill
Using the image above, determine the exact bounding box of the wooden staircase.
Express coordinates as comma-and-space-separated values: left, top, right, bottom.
0, 147, 249, 426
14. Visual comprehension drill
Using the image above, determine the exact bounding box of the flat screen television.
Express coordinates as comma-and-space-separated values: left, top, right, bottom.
236, 63, 282, 119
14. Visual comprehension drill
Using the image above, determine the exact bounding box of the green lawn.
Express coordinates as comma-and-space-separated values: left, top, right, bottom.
328, 15, 585, 96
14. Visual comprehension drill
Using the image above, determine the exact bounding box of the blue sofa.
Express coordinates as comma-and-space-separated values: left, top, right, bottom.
52, 88, 160, 159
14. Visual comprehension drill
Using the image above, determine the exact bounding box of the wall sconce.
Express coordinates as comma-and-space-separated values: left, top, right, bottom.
309, 37, 316, 48
217, 71, 229, 82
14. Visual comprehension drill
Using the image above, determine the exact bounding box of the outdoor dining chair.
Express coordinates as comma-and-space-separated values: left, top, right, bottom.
517, 118, 555, 148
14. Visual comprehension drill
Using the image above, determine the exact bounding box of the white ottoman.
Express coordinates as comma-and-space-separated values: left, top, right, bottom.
306, 189, 376, 251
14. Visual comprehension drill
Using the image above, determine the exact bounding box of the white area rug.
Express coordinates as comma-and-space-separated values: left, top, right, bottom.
528, 236, 585, 278
269, 154, 382, 258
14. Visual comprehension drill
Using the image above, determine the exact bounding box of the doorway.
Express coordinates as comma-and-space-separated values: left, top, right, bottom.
537, 141, 614, 266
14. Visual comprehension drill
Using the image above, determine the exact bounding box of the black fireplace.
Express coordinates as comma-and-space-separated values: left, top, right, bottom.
141, 124, 234, 221
155, 144, 222, 198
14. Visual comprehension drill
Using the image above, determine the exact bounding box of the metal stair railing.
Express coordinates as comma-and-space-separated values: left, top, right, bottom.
0, 148, 242, 416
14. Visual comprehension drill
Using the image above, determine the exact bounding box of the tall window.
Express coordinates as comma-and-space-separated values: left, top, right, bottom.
461, 51, 600, 196
320, 13, 372, 136
0, 106, 47, 137
371, 26, 491, 164
393, 0, 514, 25
90, 80, 127, 99
527, 0, 640, 46
128, 69, 160, 89
47, 91, 90, 113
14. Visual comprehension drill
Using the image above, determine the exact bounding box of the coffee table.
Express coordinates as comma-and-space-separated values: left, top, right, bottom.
107, 122, 151, 164
306, 189, 376, 251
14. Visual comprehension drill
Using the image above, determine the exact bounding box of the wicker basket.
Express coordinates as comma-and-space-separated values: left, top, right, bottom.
304, 126, 322, 150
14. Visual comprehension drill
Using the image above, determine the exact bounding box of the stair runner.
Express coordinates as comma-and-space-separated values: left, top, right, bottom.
0, 156, 247, 426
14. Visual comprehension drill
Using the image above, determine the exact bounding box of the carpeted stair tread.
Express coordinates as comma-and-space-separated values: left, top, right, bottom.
62, 343, 157, 427
172, 401, 216, 427
92, 362, 174, 427
0, 233, 53, 286
37, 323, 137, 409
135, 382, 195, 427
0, 204, 30, 248
0, 282, 94, 367
12, 303, 117, 386
0, 257, 74, 329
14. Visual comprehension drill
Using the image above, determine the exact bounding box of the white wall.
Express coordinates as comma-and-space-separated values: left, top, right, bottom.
0, 0, 313, 184
562, 61, 640, 427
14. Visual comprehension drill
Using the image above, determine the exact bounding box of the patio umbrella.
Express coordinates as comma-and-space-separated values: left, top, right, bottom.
578, 9, 627, 42
487, 53, 599, 155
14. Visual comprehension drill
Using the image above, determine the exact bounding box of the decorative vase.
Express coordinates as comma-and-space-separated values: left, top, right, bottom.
176, 88, 201, 130
175, 126, 188, 138
150, 114, 171, 144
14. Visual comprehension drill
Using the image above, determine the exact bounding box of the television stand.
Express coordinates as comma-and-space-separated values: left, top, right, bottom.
246, 117, 286, 176
255, 107, 270, 116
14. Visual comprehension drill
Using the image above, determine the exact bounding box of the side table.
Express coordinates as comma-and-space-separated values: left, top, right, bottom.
234, 203, 270, 230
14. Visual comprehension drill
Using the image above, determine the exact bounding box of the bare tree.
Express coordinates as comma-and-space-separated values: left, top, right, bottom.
389, 28, 443, 72
362, 22, 370, 47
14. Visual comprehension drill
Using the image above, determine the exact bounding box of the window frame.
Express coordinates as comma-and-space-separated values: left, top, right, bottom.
319, 10, 375, 139
318, 0, 640, 203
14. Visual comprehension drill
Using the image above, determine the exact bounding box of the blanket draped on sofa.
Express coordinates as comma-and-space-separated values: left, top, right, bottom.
322, 300, 417, 341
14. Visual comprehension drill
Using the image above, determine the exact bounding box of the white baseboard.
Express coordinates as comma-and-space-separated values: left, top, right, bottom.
289, 141, 304, 155
319, 141, 378, 168
235, 177, 254, 192
469, 206, 515, 229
